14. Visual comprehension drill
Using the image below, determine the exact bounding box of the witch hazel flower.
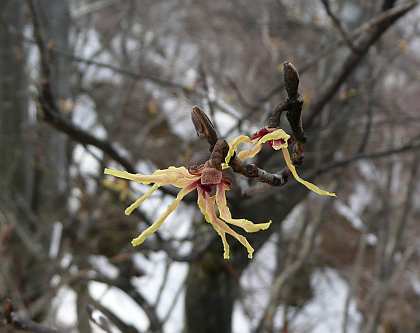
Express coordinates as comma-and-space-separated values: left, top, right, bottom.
104, 141, 271, 259
224, 127, 336, 197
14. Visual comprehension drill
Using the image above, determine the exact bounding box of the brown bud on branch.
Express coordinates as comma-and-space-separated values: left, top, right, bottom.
283, 61, 300, 99
283, 62, 306, 143
191, 106, 218, 150
286, 97, 305, 144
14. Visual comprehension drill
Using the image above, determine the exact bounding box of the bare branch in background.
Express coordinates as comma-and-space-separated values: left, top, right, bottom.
320, 0, 360, 53
2, 0, 419, 332
1, 299, 58, 333
306, 1, 418, 127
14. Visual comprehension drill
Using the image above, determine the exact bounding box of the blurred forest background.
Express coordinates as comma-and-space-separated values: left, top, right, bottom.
1, 0, 420, 332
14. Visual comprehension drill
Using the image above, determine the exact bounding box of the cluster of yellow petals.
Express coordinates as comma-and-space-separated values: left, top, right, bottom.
197, 184, 271, 259
224, 128, 336, 197
104, 167, 199, 246
104, 127, 334, 258
104, 166, 271, 259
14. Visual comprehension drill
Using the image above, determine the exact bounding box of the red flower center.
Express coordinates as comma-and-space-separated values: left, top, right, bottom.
250, 128, 287, 148
268, 138, 286, 148
251, 127, 271, 140
195, 176, 231, 194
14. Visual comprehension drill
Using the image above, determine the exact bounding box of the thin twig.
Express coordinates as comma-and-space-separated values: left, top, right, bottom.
320, 0, 361, 54
1, 299, 58, 333
306, 1, 418, 128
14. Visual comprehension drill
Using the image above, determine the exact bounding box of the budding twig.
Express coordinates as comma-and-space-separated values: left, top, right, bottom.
190, 62, 307, 189
268, 62, 305, 144
191, 105, 218, 150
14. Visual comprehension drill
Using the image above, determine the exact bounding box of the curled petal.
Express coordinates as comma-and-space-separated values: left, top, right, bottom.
104, 166, 199, 188
125, 184, 160, 215
225, 134, 263, 163
216, 184, 271, 232
281, 148, 336, 197
197, 188, 211, 223
257, 128, 290, 147
131, 183, 196, 247
223, 129, 335, 197
198, 189, 230, 258
207, 212, 230, 259
205, 194, 254, 259
225, 129, 291, 165
214, 226, 230, 260
237, 143, 263, 161
225, 135, 251, 165
203, 194, 230, 259
239, 128, 289, 159
152, 167, 200, 187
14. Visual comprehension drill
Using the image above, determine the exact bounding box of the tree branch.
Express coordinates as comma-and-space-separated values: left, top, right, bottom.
90, 275, 163, 332
26, 0, 181, 200
1, 299, 58, 333
320, 0, 360, 54
306, 1, 418, 128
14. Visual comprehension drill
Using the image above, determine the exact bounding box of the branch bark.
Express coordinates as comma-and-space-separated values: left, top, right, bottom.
306, 1, 418, 128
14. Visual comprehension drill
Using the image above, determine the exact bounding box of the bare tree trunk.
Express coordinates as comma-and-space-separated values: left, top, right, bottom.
0, 0, 31, 303
32, 0, 71, 215
185, 243, 238, 333
184, 186, 307, 333
0, 1, 29, 201
30, 0, 91, 330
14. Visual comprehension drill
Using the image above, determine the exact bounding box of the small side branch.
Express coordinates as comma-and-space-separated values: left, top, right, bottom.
230, 159, 289, 187
306, 1, 418, 127
267, 62, 305, 143
320, 0, 360, 54
230, 62, 305, 189
1, 299, 58, 333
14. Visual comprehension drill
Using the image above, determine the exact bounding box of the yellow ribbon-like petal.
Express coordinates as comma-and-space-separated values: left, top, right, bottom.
257, 129, 290, 146
104, 168, 143, 182
197, 188, 211, 224
198, 189, 230, 258
281, 148, 336, 197
224, 129, 335, 197
131, 184, 196, 247
125, 184, 160, 215
104, 166, 199, 188
237, 143, 263, 161
225, 129, 291, 165
205, 195, 255, 259
151, 166, 200, 188
215, 184, 272, 232
197, 187, 230, 259
225, 134, 264, 164
205, 195, 231, 260
258, 130, 335, 196
225, 135, 251, 165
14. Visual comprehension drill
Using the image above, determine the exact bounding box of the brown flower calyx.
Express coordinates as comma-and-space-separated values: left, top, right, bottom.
200, 162, 223, 185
